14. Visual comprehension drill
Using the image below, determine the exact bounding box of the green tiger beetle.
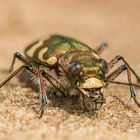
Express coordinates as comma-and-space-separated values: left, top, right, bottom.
0, 35, 140, 118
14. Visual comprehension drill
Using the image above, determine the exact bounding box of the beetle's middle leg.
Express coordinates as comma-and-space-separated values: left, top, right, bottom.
0, 52, 48, 118
105, 64, 140, 108
9, 52, 24, 72
107, 55, 140, 83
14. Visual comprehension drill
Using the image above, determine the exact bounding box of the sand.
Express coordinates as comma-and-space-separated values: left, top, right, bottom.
0, 0, 140, 140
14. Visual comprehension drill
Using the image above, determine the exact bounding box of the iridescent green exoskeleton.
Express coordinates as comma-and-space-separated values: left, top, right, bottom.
1, 35, 140, 118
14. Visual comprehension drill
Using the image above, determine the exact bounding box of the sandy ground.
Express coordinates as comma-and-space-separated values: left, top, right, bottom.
0, 0, 140, 140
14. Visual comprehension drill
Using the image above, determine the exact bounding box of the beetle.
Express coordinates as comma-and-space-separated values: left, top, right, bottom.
0, 34, 140, 118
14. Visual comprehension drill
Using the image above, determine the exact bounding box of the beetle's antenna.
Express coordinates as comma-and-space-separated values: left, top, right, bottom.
105, 80, 140, 88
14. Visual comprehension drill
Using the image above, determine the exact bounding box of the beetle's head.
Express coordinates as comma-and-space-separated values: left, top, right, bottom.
77, 77, 105, 97
68, 60, 107, 97
68, 58, 108, 77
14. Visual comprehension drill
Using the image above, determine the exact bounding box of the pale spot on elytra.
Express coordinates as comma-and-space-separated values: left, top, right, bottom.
38, 47, 48, 62
26, 35, 49, 58
38, 48, 57, 65
46, 57, 57, 65
26, 41, 43, 57
92, 52, 99, 59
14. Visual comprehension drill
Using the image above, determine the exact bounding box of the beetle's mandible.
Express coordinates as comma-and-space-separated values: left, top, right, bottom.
1, 35, 140, 118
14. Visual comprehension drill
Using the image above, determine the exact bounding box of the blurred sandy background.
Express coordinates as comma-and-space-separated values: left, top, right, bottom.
0, 0, 140, 140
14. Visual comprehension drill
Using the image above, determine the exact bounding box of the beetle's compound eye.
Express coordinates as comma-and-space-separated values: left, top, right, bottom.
68, 61, 81, 76
98, 59, 108, 73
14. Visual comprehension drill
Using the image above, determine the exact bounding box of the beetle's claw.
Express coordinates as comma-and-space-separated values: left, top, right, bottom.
133, 97, 140, 108
83, 102, 93, 111
39, 104, 45, 119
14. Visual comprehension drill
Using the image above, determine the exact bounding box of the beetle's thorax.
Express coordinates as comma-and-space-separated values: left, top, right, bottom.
59, 50, 106, 80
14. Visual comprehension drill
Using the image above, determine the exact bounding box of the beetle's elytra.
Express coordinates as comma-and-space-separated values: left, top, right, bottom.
0, 34, 140, 118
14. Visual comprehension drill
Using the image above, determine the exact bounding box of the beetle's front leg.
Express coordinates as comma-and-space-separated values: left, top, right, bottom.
40, 70, 66, 96
37, 69, 47, 119
105, 64, 140, 108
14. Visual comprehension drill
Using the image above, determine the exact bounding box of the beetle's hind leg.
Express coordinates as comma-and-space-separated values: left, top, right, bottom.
96, 42, 108, 55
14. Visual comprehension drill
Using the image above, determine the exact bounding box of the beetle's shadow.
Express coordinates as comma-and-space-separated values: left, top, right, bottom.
18, 69, 98, 116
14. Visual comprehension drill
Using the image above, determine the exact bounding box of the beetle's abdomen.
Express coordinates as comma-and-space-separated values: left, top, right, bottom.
24, 35, 96, 67
24, 40, 56, 67
25, 40, 71, 67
